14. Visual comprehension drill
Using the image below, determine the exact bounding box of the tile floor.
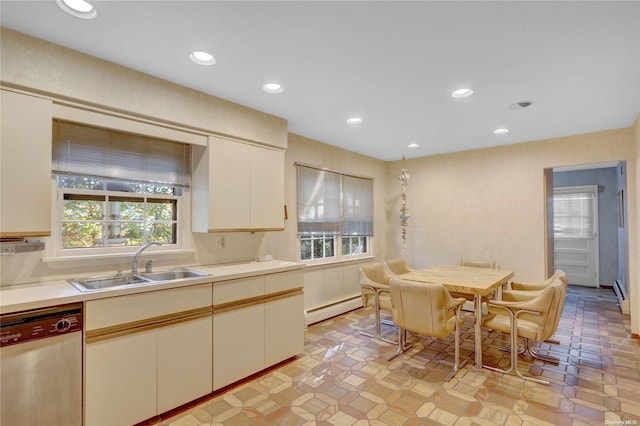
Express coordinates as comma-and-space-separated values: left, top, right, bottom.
156, 286, 640, 426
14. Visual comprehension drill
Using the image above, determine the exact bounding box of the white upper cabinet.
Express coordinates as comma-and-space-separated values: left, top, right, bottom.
0, 90, 53, 238
192, 135, 285, 232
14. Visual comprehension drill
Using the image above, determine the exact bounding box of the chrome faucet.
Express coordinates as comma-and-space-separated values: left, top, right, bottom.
132, 242, 162, 275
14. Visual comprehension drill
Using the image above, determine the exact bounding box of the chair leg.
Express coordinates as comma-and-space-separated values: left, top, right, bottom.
387, 328, 413, 361
360, 287, 397, 345
445, 306, 468, 381
523, 338, 560, 364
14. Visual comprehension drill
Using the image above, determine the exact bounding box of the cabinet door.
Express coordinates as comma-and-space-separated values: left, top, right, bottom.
85, 331, 157, 426
0, 90, 52, 238
209, 136, 251, 230
251, 146, 284, 230
157, 316, 213, 413
265, 293, 304, 366
213, 303, 265, 390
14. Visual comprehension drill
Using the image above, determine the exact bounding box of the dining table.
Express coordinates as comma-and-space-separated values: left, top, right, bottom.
400, 265, 514, 368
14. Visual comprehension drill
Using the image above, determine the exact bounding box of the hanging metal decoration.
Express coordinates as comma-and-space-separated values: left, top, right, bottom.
398, 156, 410, 249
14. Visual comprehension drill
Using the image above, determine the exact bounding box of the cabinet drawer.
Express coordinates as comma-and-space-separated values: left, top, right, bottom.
265, 270, 303, 294
213, 276, 264, 305
86, 284, 212, 330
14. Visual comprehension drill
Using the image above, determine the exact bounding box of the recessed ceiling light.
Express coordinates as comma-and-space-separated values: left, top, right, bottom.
493, 128, 510, 134
263, 83, 284, 94
346, 117, 363, 125
189, 51, 216, 66
451, 88, 474, 98
56, 0, 98, 19
408, 143, 420, 149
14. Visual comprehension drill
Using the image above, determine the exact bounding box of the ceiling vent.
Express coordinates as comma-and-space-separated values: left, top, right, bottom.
510, 101, 533, 109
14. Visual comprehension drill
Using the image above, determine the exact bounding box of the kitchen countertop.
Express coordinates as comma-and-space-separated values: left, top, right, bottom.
0, 260, 305, 314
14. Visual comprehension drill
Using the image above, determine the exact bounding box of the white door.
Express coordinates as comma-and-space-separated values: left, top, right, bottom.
553, 185, 599, 287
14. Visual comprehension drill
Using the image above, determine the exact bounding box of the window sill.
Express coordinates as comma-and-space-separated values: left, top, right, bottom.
42, 248, 195, 269
300, 255, 375, 271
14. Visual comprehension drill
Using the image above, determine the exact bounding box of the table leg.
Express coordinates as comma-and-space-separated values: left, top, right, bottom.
473, 294, 483, 368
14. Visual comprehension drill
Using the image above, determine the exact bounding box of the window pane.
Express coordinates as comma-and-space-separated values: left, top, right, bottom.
147, 222, 177, 244
300, 237, 312, 260
107, 198, 145, 221
324, 237, 335, 257
147, 199, 177, 221
342, 237, 350, 255
62, 222, 104, 248
117, 222, 145, 245
59, 175, 104, 190
63, 197, 104, 220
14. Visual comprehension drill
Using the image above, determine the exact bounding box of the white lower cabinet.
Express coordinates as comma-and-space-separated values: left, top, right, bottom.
265, 293, 305, 366
213, 270, 304, 390
158, 316, 213, 413
85, 331, 157, 426
85, 284, 212, 426
213, 303, 265, 389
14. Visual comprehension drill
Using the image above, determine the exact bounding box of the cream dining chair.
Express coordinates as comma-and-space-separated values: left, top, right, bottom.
359, 263, 396, 344
501, 269, 568, 363
384, 258, 415, 276
454, 259, 501, 312
482, 276, 567, 385
387, 277, 468, 381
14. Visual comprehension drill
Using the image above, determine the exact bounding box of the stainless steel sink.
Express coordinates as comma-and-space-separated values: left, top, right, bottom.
68, 274, 153, 292
138, 269, 210, 281
69, 269, 210, 292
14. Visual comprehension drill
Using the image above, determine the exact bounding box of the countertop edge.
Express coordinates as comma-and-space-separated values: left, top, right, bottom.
0, 260, 305, 314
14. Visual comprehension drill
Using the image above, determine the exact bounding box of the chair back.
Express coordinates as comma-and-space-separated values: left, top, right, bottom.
542, 276, 568, 340
359, 263, 390, 287
457, 259, 500, 269
389, 277, 456, 339
384, 258, 413, 275
519, 279, 566, 342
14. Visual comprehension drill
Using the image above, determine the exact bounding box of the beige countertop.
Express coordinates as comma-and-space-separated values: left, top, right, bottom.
0, 260, 305, 314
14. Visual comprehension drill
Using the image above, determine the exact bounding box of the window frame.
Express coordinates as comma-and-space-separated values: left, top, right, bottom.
54, 178, 186, 257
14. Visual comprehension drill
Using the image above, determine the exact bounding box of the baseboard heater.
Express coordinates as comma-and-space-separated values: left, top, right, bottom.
613, 280, 629, 314
305, 295, 363, 326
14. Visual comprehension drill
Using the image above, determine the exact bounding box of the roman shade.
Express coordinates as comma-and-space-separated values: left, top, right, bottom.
296, 163, 373, 236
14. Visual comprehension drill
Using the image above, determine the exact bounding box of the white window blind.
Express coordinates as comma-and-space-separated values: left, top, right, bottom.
52, 120, 190, 187
296, 164, 373, 236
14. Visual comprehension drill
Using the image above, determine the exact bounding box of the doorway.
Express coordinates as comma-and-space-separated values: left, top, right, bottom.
544, 161, 630, 311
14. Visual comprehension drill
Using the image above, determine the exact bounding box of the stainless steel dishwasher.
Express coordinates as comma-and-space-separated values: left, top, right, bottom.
1, 303, 83, 426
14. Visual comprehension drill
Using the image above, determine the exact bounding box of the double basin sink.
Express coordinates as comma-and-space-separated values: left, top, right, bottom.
69, 269, 210, 292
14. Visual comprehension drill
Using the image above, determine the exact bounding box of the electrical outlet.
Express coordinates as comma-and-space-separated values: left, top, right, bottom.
216, 236, 225, 249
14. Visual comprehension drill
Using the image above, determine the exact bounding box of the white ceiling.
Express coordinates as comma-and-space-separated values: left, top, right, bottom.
1, 1, 639, 161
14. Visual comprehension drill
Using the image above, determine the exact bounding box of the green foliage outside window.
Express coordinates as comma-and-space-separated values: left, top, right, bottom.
58, 176, 179, 249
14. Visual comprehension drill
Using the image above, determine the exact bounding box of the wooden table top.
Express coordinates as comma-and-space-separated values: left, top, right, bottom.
400, 265, 515, 296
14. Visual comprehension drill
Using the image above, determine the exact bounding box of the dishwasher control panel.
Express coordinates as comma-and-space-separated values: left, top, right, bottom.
0, 303, 83, 347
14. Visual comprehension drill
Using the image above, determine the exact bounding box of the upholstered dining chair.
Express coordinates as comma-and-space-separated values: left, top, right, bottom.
387, 277, 468, 381
482, 277, 567, 385
359, 263, 396, 344
457, 259, 501, 270
384, 258, 415, 276
454, 259, 502, 311
501, 270, 568, 363
508, 269, 568, 292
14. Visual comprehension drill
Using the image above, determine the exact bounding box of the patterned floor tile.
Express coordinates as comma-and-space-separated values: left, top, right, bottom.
153, 286, 640, 426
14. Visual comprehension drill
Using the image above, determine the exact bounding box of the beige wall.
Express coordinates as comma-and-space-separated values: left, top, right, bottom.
386, 127, 638, 333
0, 28, 287, 148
